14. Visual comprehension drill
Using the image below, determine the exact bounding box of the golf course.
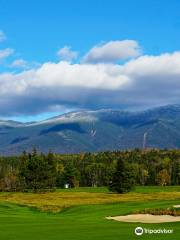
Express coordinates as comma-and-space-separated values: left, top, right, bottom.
0, 186, 179, 240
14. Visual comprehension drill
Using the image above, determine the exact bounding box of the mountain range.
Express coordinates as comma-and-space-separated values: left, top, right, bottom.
1, 104, 180, 155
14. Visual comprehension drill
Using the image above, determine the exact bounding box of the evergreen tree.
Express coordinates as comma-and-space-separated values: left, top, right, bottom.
109, 157, 135, 193
19, 153, 57, 192
62, 161, 80, 188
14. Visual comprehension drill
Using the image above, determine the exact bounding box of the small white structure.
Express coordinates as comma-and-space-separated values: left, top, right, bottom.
64, 183, 70, 189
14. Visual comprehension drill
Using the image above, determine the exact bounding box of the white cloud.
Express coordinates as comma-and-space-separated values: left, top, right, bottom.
11, 59, 28, 69
1, 47, 180, 116
0, 48, 14, 60
0, 31, 6, 42
57, 46, 78, 61
83, 40, 141, 63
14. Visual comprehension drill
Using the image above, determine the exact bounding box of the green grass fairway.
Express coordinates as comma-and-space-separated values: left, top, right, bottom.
0, 186, 179, 240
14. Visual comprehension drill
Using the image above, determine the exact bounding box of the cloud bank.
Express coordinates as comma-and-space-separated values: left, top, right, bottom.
0, 39, 180, 117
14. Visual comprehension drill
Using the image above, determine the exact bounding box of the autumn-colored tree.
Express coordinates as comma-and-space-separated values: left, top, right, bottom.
156, 169, 170, 186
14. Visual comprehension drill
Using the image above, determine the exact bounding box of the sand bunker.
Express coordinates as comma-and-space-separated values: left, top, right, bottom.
173, 205, 180, 208
106, 214, 180, 223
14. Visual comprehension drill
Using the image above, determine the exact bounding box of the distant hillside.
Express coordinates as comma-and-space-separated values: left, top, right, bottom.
1, 104, 180, 155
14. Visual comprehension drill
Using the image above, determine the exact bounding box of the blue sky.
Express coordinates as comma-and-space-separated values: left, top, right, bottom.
1, 0, 180, 122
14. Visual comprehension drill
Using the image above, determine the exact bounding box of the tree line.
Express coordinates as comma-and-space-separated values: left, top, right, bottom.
0, 148, 179, 192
